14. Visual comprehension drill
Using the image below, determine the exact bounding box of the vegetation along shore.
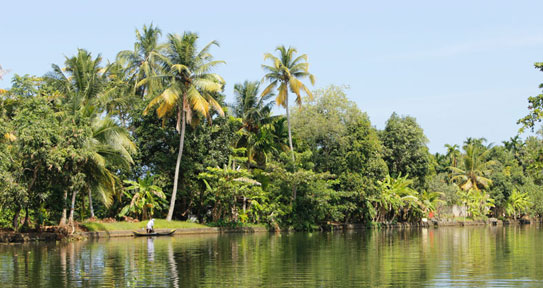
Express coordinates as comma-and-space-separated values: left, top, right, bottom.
2, 24, 543, 240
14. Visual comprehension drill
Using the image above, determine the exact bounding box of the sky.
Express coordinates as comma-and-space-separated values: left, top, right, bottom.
2, 0, 543, 153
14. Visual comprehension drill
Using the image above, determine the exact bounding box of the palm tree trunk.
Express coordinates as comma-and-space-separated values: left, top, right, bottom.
88, 186, 95, 218
166, 103, 186, 221
285, 93, 295, 163
284, 93, 298, 201
68, 190, 78, 225
60, 189, 68, 226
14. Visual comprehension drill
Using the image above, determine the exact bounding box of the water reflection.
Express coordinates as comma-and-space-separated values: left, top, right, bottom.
167, 240, 179, 288
1, 227, 543, 287
147, 237, 154, 262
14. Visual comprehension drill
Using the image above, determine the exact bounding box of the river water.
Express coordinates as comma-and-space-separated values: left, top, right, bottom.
1, 226, 542, 287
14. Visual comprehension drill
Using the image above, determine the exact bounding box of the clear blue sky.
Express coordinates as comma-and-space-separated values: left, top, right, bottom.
2, 0, 543, 153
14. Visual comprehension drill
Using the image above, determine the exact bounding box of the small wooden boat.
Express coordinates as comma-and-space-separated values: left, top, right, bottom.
133, 229, 176, 237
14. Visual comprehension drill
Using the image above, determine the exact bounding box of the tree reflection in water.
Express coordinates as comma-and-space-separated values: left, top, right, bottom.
1, 227, 543, 287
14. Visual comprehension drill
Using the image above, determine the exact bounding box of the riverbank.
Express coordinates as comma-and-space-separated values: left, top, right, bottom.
0, 218, 537, 243
0, 219, 270, 243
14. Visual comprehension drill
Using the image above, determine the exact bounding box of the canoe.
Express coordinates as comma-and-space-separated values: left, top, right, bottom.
133, 229, 176, 237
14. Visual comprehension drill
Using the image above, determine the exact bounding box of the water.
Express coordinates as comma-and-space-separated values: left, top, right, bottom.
1, 226, 543, 287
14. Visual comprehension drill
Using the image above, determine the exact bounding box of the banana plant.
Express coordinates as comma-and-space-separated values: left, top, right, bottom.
119, 175, 166, 220
505, 189, 531, 220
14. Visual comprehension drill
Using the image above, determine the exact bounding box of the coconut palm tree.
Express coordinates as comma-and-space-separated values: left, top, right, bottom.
82, 115, 136, 219
97, 62, 139, 128
231, 80, 275, 166
232, 80, 274, 132
140, 32, 225, 221
50, 49, 107, 114
49, 49, 135, 225
450, 143, 496, 192
261, 46, 315, 162
116, 24, 164, 98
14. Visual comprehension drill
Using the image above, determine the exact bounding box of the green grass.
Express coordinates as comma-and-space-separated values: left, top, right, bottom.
81, 219, 208, 232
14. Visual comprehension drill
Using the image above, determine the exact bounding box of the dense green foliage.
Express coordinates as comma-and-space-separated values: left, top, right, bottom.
2, 24, 543, 231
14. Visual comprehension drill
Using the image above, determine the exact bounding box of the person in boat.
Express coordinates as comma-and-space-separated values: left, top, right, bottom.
146, 218, 155, 234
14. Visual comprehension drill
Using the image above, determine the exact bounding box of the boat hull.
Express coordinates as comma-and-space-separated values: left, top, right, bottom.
133, 229, 176, 237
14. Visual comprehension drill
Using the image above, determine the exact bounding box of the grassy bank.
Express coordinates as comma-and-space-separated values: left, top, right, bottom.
81, 219, 207, 232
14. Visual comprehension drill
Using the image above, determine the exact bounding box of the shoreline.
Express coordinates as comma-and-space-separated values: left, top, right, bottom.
0, 218, 536, 243
0, 220, 538, 244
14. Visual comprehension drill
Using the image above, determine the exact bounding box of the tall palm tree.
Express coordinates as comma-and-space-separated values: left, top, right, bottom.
450, 144, 496, 192
51, 49, 107, 113
116, 24, 164, 98
261, 46, 315, 162
49, 49, 135, 225
140, 32, 225, 221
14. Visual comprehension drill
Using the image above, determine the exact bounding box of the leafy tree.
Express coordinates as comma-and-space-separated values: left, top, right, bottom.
133, 111, 239, 221
523, 180, 543, 217
517, 62, 543, 132
0, 91, 75, 230
427, 173, 459, 207
261, 45, 315, 162
381, 113, 431, 188
198, 164, 263, 223
290, 85, 388, 222
262, 151, 338, 230
291, 85, 365, 168
141, 32, 225, 221
49, 50, 135, 225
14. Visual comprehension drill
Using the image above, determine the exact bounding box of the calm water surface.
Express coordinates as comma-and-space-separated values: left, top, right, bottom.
1, 226, 543, 287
